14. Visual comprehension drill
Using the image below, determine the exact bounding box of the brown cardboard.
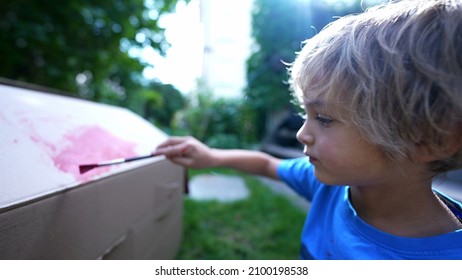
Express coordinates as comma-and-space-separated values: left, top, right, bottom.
0, 81, 185, 260
0, 159, 185, 260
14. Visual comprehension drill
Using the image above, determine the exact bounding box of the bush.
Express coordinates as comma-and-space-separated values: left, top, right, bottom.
173, 80, 257, 149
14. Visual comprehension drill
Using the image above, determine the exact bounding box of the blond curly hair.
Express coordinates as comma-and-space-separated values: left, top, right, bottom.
290, 0, 462, 173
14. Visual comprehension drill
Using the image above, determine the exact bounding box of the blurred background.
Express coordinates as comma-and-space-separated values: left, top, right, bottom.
3, 0, 462, 260
0, 0, 384, 153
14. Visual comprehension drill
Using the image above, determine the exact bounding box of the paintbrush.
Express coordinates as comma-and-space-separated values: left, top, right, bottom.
79, 153, 158, 174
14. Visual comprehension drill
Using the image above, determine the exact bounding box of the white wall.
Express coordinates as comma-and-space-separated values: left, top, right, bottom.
200, 0, 253, 98
142, 0, 254, 98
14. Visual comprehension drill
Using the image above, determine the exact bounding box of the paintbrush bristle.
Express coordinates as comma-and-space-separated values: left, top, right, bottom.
79, 164, 97, 174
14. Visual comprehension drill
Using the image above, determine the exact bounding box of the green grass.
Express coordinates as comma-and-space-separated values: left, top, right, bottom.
175, 168, 307, 260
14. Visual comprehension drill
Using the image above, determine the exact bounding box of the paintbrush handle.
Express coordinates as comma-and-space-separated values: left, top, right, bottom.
122, 154, 155, 163
79, 154, 159, 174
97, 154, 155, 166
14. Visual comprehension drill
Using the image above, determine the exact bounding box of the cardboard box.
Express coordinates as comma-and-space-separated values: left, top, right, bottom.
0, 82, 185, 259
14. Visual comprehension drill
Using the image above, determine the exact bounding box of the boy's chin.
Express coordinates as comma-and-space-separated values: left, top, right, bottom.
313, 170, 344, 186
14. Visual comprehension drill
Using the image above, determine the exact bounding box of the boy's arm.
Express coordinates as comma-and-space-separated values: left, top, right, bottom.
210, 149, 282, 179
153, 136, 282, 180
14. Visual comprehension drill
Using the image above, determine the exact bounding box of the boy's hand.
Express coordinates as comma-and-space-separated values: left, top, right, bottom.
153, 136, 216, 169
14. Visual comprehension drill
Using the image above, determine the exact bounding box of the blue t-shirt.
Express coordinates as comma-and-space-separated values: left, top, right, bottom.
277, 157, 462, 259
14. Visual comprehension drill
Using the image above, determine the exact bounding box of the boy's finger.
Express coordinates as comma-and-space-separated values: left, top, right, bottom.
170, 157, 194, 168
154, 143, 190, 158
156, 136, 186, 149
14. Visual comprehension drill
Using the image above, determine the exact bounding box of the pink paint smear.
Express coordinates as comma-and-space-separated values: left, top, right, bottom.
52, 125, 138, 182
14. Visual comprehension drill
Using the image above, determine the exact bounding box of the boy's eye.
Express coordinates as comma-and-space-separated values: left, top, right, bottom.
315, 113, 333, 127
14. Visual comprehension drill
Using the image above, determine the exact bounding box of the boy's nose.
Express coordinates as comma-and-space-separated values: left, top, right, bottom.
296, 122, 314, 146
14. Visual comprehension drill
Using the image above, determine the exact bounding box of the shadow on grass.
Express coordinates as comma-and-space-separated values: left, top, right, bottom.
176, 168, 307, 260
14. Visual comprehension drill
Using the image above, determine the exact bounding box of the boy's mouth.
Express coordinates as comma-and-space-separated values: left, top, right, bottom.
305, 152, 318, 163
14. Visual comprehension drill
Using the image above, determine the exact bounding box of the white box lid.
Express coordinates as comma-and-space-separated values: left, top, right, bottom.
0, 84, 168, 210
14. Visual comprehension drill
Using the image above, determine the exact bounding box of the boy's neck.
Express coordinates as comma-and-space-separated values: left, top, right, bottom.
349, 179, 462, 238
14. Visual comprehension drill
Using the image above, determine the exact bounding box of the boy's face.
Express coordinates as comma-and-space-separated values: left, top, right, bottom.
296, 97, 393, 187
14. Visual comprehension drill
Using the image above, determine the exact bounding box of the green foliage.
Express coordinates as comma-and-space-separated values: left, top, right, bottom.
0, 0, 187, 107
141, 82, 187, 129
174, 81, 257, 148
176, 169, 306, 260
245, 0, 313, 138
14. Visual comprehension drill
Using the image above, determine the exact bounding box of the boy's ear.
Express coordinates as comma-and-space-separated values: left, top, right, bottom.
414, 124, 462, 163
446, 124, 462, 156
414, 143, 438, 163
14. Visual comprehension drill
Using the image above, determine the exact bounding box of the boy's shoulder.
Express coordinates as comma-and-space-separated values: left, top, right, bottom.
277, 157, 328, 200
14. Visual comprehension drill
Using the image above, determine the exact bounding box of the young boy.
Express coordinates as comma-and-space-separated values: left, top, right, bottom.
154, 0, 462, 259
